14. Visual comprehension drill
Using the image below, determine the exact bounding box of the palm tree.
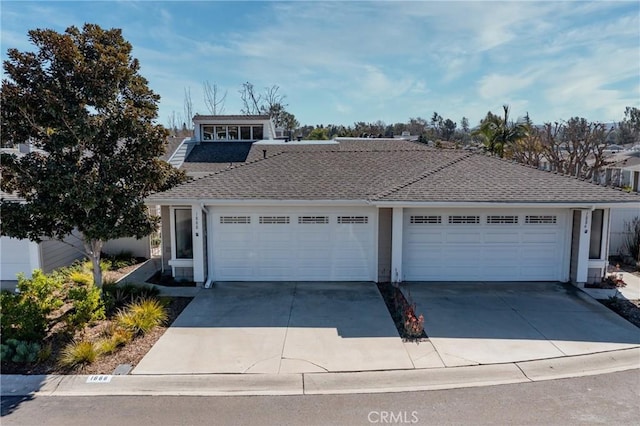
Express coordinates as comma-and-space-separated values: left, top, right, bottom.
473, 105, 529, 157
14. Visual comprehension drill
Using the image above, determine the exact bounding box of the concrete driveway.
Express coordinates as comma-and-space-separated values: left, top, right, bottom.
403, 281, 640, 367
133, 282, 433, 375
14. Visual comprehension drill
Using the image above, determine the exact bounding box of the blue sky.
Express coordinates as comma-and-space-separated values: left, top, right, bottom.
2, 1, 639, 128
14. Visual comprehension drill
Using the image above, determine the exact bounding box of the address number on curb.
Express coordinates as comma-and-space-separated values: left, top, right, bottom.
86, 375, 112, 383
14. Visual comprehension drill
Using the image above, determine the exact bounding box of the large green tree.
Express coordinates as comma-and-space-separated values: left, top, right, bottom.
473, 105, 528, 157
0, 24, 185, 287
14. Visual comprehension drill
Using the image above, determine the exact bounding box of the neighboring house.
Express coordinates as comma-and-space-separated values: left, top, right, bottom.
147, 125, 639, 287
1, 141, 153, 281
598, 151, 640, 192
0, 189, 86, 281
0, 187, 152, 282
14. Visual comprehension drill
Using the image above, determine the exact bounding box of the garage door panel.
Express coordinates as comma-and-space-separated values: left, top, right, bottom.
521, 231, 558, 243
256, 233, 293, 243
446, 232, 481, 243
404, 209, 566, 282
296, 233, 331, 243
484, 232, 520, 243
212, 209, 374, 281
406, 230, 443, 242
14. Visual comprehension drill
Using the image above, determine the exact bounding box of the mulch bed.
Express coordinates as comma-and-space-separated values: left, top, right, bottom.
376, 282, 428, 341
600, 298, 640, 329
1, 297, 192, 375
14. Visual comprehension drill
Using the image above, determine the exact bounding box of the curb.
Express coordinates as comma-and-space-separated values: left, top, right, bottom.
2, 347, 638, 397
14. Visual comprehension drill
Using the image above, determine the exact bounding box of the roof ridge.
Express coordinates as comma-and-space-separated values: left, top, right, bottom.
372, 152, 474, 200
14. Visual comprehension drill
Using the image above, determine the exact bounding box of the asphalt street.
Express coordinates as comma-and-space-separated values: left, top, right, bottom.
2, 370, 638, 425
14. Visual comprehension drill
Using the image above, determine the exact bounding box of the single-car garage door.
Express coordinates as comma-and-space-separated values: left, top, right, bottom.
211, 207, 376, 281
403, 209, 568, 281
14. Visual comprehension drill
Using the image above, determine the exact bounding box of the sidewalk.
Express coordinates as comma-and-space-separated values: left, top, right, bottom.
2, 347, 638, 396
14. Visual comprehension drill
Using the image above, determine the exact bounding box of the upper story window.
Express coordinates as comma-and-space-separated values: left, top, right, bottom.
201, 124, 264, 140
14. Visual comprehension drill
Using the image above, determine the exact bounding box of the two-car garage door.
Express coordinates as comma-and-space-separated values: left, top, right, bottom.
208, 207, 568, 282
403, 209, 568, 281
211, 208, 376, 281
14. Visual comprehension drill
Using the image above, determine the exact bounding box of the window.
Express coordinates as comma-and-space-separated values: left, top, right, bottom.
259, 216, 290, 224
337, 216, 368, 224
215, 125, 226, 140
174, 209, 193, 259
589, 209, 604, 259
220, 216, 251, 224
252, 126, 264, 140
410, 215, 441, 224
228, 125, 238, 140
525, 215, 557, 224
202, 125, 214, 140
487, 215, 518, 224
201, 124, 265, 140
448, 215, 480, 224
298, 216, 329, 224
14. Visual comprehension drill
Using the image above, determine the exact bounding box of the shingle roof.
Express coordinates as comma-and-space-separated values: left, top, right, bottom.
379, 154, 639, 203
148, 149, 640, 204
177, 138, 431, 175
161, 137, 188, 162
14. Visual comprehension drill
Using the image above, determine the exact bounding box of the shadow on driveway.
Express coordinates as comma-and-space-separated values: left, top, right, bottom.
133, 282, 418, 375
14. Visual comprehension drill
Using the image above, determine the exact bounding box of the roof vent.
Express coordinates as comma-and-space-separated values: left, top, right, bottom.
263, 149, 267, 159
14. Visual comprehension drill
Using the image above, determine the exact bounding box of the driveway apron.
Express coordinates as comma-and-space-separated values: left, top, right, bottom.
403, 281, 640, 367
133, 282, 416, 375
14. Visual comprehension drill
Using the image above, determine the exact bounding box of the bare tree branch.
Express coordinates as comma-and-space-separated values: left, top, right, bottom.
203, 81, 227, 115
183, 87, 193, 133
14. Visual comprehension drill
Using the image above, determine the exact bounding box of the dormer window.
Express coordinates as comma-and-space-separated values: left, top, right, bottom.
200, 124, 264, 141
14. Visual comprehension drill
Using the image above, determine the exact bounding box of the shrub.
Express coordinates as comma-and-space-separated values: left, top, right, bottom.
66, 283, 105, 328
116, 298, 167, 335
84, 259, 112, 272
69, 271, 93, 286
108, 251, 136, 269
96, 338, 118, 355
38, 343, 53, 363
1, 290, 49, 342
0, 343, 12, 362
103, 283, 160, 313
110, 327, 133, 346
58, 340, 99, 368
98, 324, 132, 354
0, 339, 41, 364
11, 341, 41, 363
16, 270, 64, 313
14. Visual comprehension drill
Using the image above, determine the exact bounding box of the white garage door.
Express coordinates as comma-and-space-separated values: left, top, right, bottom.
0, 237, 39, 281
403, 209, 568, 281
211, 208, 376, 281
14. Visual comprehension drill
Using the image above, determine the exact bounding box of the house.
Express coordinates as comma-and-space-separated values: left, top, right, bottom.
147, 121, 640, 287
0, 187, 153, 282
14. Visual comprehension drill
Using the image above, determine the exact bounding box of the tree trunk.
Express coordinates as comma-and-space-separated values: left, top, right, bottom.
84, 239, 104, 288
